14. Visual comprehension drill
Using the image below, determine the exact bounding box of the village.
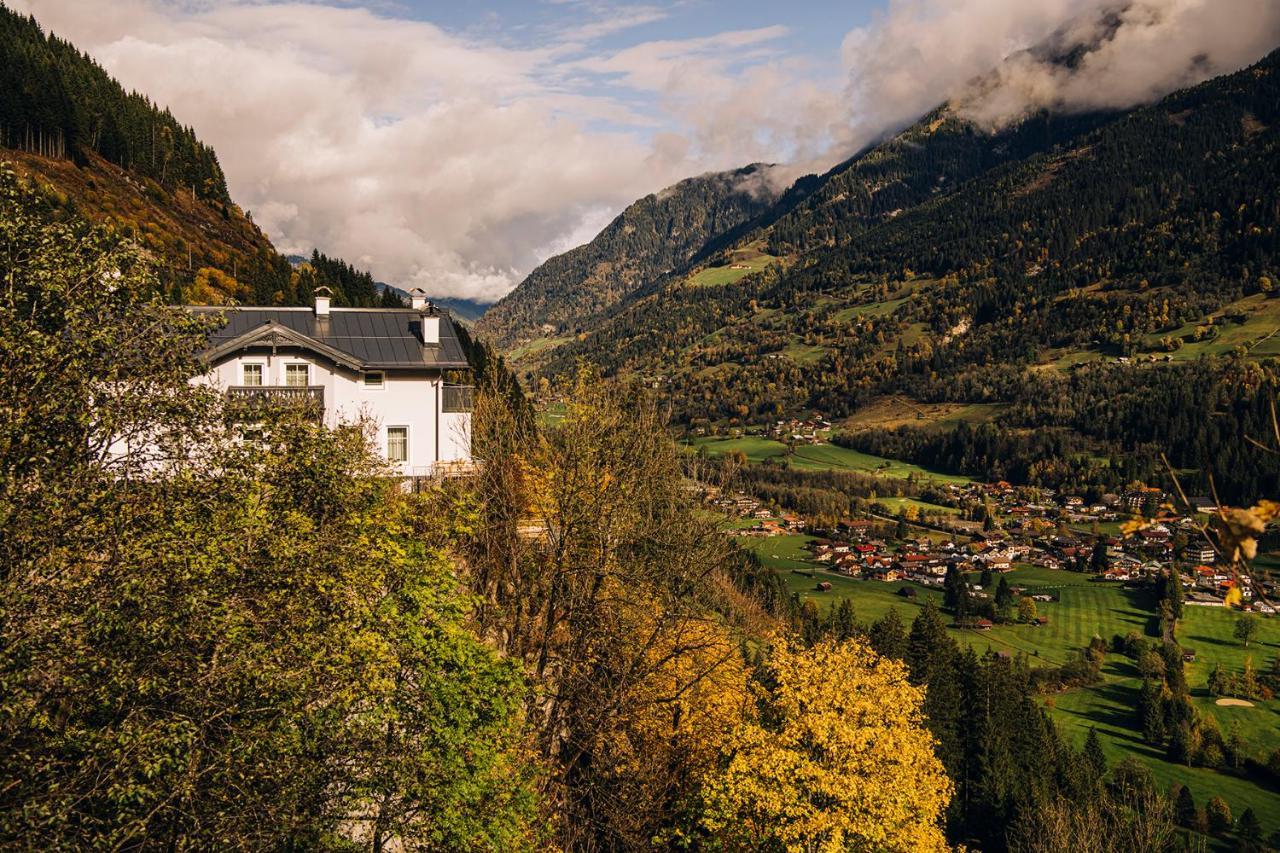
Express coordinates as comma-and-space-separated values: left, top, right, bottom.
709, 477, 1278, 615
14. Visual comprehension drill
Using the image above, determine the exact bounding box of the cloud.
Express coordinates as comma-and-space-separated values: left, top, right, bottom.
10, 0, 713, 301
9, 0, 1279, 301
952, 0, 1280, 128
829, 0, 1280, 160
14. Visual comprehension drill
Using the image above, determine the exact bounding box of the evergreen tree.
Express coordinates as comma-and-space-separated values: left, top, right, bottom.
868, 608, 907, 660
1236, 807, 1263, 852
1165, 565, 1185, 620
1168, 722, 1194, 766
1083, 728, 1107, 778
1089, 539, 1109, 575
828, 598, 857, 641
1173, 784, 1198, 829
905, 600, 952, 685
1139, 678, 1166, 745
994, 576, 1013, 609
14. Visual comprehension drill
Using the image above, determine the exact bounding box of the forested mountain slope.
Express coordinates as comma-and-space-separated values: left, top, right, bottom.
1, 6, 426, 310
529, 47, 1280, 500
474, 164, 777, 349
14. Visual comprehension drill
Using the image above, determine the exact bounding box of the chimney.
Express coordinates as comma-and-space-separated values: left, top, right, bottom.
409, 287, 427, 311
314, 285, 333, 317
420, 302, 440, 345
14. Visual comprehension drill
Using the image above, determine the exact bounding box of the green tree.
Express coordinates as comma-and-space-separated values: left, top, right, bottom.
1083, 728, 1107, 778
1234, 614, 1260, 648
1206, 795, 1232, 835
905, 600, 951, 685
869, 608, 908, 660
1236, 807, 1263, 852
1139, 679, 1166, 745
1017, 596, 1037, 624
1173, 784, 1198, 828
0, 171, 537, 850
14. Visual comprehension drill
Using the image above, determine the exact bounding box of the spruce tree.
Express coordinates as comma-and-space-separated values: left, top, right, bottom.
1139, 678, 1166, 745
1083, 728, 1107, 778
1173, 784, 1198, 828
1236, 807, 1263, 852
906, 600, 952, 685
868, 608, 908, 660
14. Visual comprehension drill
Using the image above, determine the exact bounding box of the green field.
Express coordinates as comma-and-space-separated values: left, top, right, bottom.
689, 436, 974, 483
687, 246, 779, 287
508, 334, 572, 364
741, 535, 1280, 832
872, 496, 960, 517
1142, 294, 1280, 361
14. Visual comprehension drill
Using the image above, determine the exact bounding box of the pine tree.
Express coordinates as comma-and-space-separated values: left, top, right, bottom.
1083, 728, 1107, 778
1167, 722, 1194, 765
868, 608, 907, 660
829, 598, 857, 641
905, 600, 952, 685
1165, 565, 1184, 620
994, 576, 1013, 609
1139, 678, 1166, 745
1173, 784, 1198, 828
1236, 807, 1263, 852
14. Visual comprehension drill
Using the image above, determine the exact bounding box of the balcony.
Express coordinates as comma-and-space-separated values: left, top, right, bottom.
227, 385, 325, 410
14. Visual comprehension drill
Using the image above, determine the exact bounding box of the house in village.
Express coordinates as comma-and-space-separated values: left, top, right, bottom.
189, 288, 473, 481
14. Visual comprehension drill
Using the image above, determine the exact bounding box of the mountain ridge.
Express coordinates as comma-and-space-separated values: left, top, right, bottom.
474, 163, 780, 349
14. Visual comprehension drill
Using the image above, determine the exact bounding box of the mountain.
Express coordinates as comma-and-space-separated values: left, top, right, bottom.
474, 164, 778, 350
0, 6, 462, 314
511, 46, 1280, 501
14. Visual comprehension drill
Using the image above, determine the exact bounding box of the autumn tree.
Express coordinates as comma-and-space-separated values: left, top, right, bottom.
699, 639, 952, 852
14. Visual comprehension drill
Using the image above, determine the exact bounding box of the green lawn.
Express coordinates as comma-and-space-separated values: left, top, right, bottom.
742, 534, 1280, 831
872, 496, 960, 517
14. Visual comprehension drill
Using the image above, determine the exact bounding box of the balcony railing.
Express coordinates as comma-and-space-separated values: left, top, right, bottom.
227, 385, 325, 408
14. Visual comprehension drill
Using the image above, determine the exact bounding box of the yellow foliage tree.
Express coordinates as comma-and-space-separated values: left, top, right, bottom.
700, 638, 953, 852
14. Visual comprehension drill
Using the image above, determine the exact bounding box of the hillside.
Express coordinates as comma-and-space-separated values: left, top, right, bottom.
516, 46, 1280, 501
474, 164, 778, 350
0, 5, 448, 312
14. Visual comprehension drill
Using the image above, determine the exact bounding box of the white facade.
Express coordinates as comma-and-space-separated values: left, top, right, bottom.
193, 296, 472, 477
198, 355, 470, 476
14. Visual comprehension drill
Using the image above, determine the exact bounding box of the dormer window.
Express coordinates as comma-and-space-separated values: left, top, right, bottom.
242, 363, 263, 386
364, 371, 384, 389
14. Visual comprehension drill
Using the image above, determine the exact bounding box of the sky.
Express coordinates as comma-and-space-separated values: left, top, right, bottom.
10, 0, 1280, 302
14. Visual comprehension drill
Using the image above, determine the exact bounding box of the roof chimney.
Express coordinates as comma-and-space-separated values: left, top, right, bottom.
409, 287, 427, 311
314, 285, 333, 317
420, 302, 440, 346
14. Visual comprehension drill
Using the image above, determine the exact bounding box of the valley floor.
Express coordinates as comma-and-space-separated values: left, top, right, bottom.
743, 532, 1280, 839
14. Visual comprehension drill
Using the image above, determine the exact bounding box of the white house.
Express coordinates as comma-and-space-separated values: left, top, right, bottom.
191, 288, 472, 478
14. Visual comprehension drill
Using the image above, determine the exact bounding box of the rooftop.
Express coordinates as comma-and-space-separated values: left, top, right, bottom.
191, 306, 470, 370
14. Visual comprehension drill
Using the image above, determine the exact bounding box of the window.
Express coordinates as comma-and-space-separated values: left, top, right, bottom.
242, 363, 263, 387
285, 364, 309, 387
386, 426, 408, 462
364, 371, 385, 389
442, 385, 474, 413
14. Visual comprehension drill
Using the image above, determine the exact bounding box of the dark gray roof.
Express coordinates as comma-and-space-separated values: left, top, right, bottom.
190, 307, 470, 370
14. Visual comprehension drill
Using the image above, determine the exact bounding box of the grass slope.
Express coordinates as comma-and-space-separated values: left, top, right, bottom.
689, 436, 974, 483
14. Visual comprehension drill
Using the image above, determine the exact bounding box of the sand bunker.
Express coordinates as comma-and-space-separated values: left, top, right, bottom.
1215, 697, 1255, 707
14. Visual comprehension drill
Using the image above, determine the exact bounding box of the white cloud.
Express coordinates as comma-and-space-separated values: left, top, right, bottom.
9, 0, 1280, 301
